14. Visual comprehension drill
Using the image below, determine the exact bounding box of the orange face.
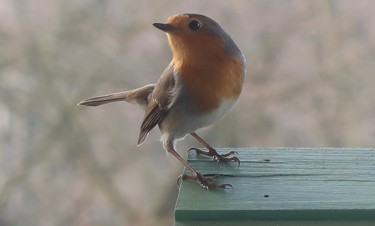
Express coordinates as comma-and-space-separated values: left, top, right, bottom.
164, 14, 226, 66
155, 14, 246, 112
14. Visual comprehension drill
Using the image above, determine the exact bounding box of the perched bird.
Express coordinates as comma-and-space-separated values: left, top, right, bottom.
78, 13, 246, 189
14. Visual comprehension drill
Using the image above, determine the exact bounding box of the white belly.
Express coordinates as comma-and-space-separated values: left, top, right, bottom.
159, 98, 238, 141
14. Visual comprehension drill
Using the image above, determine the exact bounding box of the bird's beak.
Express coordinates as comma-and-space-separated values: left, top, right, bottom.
153, 23, 174, 32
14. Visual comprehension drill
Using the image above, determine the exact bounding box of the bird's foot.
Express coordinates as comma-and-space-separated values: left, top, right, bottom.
177, 173, 233, 190
188, 147, 240, 166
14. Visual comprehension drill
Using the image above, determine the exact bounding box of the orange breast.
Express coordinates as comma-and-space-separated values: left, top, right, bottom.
172, 36, 245, 112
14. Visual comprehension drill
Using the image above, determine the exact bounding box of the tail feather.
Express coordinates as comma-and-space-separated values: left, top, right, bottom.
77, 92, 128, 106
77, 84, 155, 107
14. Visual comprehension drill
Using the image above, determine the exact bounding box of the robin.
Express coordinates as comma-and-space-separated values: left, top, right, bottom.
78, 13, 246, 189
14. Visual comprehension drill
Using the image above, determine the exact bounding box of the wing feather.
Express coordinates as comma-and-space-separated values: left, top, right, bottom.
137, 63, 176, 145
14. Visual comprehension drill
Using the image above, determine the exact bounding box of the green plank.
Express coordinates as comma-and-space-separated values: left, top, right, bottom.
175, 148, 375, 223
175, 221, 375, 226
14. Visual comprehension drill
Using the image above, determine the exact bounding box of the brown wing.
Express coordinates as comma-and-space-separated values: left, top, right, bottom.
137, 63, 176, 145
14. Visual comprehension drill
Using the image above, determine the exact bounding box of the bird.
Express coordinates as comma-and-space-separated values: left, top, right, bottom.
78, 13, 246, 189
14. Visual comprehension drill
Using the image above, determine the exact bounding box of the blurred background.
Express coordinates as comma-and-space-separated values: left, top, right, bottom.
1, 0, 375, 225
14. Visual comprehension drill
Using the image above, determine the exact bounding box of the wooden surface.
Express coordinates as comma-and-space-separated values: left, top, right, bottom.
175, 148, 375, 225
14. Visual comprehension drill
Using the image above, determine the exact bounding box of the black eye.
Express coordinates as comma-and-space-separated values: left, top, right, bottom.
188, 20, 201, 31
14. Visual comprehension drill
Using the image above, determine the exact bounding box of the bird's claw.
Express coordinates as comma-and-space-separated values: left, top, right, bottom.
221, 150, 238, 157
177, 173, 233, 190
188, 147, 240, 166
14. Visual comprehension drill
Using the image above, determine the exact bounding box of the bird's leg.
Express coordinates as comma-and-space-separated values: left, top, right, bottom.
188, 132, 240, 165
165, 136, 232, 190
177, 174, 232, 190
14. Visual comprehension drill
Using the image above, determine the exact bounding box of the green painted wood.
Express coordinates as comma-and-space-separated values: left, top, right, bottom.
175, 148, 375, 225
175, 221, 375, 226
